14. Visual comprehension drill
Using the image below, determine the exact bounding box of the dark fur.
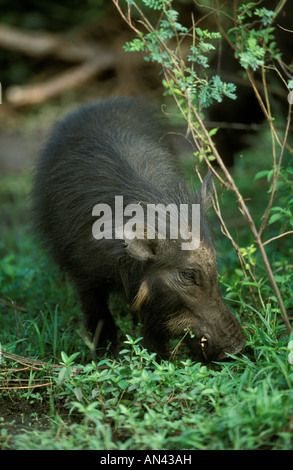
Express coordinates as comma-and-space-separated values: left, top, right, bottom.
32, 97, 245, 361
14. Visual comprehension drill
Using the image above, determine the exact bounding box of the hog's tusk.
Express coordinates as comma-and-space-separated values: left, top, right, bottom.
200, 336, 208, 360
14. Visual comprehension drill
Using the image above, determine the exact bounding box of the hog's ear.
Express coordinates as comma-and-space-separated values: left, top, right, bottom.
124, 237, 156, 261
123, 223, 159, 261
197, 172, 213, 212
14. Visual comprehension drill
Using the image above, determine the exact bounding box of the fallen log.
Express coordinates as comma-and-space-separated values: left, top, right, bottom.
0, 23, 116, 105
6, 55, 115, 106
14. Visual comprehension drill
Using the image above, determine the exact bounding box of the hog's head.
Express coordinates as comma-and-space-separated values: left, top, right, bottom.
123, 180, 246, 362
128, 237, 245, 362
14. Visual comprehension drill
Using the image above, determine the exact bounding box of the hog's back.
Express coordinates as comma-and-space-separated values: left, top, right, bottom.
32, 97, 184, 280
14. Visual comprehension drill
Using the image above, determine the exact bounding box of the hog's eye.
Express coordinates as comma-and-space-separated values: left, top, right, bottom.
180, 269, 198, 285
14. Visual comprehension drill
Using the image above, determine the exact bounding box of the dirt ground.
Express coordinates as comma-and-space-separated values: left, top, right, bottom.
0, 398, 51, 434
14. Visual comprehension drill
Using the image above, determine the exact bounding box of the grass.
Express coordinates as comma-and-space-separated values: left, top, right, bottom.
0, 140, 293, 450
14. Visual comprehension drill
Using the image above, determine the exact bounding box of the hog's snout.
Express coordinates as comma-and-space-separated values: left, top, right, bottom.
198, 333, 246, 362
187, 331, 246, 363
185, 308, 246, 363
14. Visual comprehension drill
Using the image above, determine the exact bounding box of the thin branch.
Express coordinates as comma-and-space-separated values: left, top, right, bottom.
211, 180, 257, 285
272, 0, 288, 22
263, 231, 293, 246
259, 100, 292, 236
0, 298, 27, 312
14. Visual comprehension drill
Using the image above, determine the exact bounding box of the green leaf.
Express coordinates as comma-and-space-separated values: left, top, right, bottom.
209, 127, 218, 137
253, 170, 269, 181
269, 213, 282, 224
124, 39, 145, 52
118, 379, 129, 390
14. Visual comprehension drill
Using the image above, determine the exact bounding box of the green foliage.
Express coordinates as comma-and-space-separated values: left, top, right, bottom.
135, 0, 168, 9
228, 4, 281, 71
2, 334, 292, 450
238, 35, 266, 71
124, 1, 237, 109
